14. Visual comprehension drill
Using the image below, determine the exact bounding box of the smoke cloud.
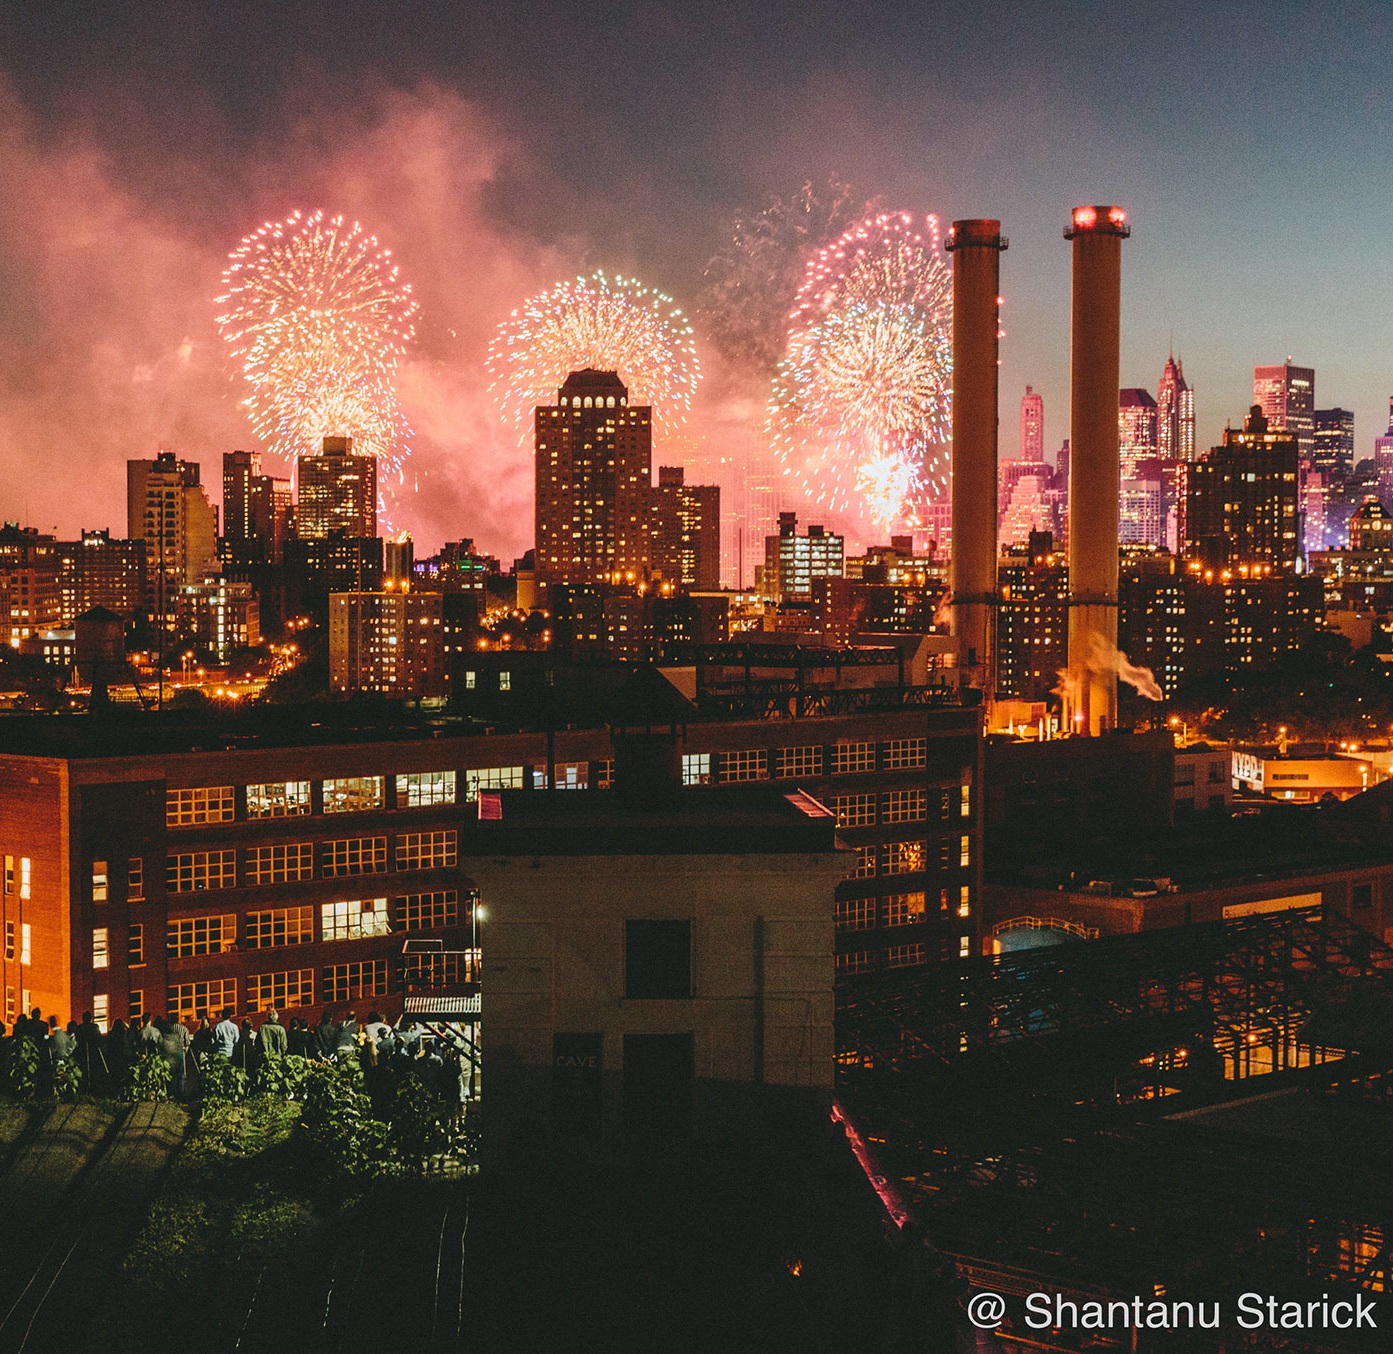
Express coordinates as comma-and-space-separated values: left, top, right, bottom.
1054, 632, 1164, 705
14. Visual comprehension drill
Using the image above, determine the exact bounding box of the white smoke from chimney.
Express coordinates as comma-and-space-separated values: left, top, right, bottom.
1053, 632, 1164, 706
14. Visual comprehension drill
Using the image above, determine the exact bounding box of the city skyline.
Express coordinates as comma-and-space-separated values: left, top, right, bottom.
3, 3, 1393, 559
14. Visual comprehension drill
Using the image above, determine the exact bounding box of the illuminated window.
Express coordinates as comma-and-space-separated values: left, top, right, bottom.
128, 858, 144, 901
92, 861, 108, 903
960, 835, 971, 867
92, 994, 109, 1032
719, 750, 768, 783
396, 831, 457, 871
397, 891, 459, 929
322, 776, 385, 814
883, 892, 927, 927
92, 927, 109, 969
168, 914, 236, 958
960, 935, 972, 957
958, 886, 971, 918
848, 845, 876, 879
3, 921, 12, 960
322, 960, 388, 1004
321, 898, 391, 941
960, 785, 971, 817
20, 858, 30, 901
246, 843, 314, 885
552, 762, 587, 791
831, 742, 875, 775
885, 943, 926, 969
499, 671, 512, 691
166, 786, 235, 827
396, 771, 457, 807
464, 767, 524, 802
246, 970, 313, 1013
774, 745, 823, 779
836, 898, 876, 931
831, 794, 876, 827
464, 670, 476, 690
245, 907, 314, 949
682, 753, 712, 786
166, 850, 236, 892
2, 855, 11, 894
835, 950, 874, 975
881, 738, 927, 770
881, 842, 926, 876
322, 837, 387, 877
128, 988, 142, 1021
246, 781, 312, 818
129, 924, 144, 966
881, 789, 927, 824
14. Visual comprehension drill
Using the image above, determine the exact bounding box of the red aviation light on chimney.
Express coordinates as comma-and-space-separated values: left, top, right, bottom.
1108, 206, 1128, 225
1065, 205, 1131, 239
1073, 206, 1097, 228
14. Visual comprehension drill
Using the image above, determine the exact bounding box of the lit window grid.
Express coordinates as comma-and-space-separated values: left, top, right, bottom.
166, 786, 235, 827
834, 950, 874, 975
323, 776, 386, 814
883, 892, 927, 927
396, 831, 458, 871
168, 978, 237, 1021
396, 771, 457, 808
247, 969, 314, 1012
397, 891, 459, 929
92, 861, 108, 903
881, 841, 926, 876
246, 781, 312, 818
885, 943, 926, 969
244, 907, 315, 949
166, 850, 236, 893
321, 898, 391, 942
719, 749, 768, 783
322, 960, 389, 1004
322, 837, 387, 877
831, 742, 876, 775
881, 738, 927, 770
831, 794, 876, 828
92, 927, 109, 969
245, 843, 314, 885
464, 767, 525, 801
774, 745, 823, 779
682, 753, 712, 787
881, 789, 928, 824
848, 845, 876, 880
836, 898, 876, 932
168, 914, 236, 958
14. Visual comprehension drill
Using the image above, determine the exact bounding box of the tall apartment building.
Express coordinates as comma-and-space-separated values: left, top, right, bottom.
652, 466, 721, 590
54, 531, 147, 626
329, 590, 445, 698
0, 524, 61, 644
126, 453, 219, 625
223, 450, 292, 562
762, 513, 844, 603
296, 437, 377, 540
534, 369, 652, 591
1253, 361, 1315, 459
996, 532, 1068, 703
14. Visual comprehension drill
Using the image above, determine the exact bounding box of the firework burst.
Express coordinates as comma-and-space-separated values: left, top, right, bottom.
488, 271, 699, 443
768, 211, 952, 532
216, 210, 418, 470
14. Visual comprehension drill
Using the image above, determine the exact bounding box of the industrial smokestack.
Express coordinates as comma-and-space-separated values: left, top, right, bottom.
1064, 205, 1129, 735
945, 219, 1007, 704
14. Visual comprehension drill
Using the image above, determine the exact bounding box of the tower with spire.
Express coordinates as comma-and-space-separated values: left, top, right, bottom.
1157, 351, 1195, 463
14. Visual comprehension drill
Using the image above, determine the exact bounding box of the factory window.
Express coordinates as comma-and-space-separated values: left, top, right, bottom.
322, 837, 387, 878
959, 935, 972, 958
2, 856, 10, 894
2, 921, 11, 960
836, 898, 876, 932
960, 785, 971, 817
397, 891, 459, 929
92, 861, 108, 903
849, 845, 877, 880
322, 776, 385, 814
245, 907, 315, 949
1352, 882, 1374, 911
883, 892, 927, 928
322, 961, 388, 1004
167, 977, 238, 1022
834, 950, 873, 976
129, 925, 144, 966
881, 789, 928, 824
128, 989, 143, 1022
168, 914, 236, 958
247, 970, 314, 1013
832, 741, 876, 775
464, 670, 476, 690
831, 794, 876, 828
625, 919, 691, 999
321, 898, 391, 942
595, 759, 615, 790
166, 786, 235, 827
719, 750, 768, 783
881, 738, 927, 770
246, 843, 314, 885
774, 745, 823, 779
552, 762, 587, 791
166, 850, 236, 893
409, 951, 474, 987
960, 835, 971, 867
92, 927, 109, 969
20, 858, 30, 901
128, 858, 144, 901
396, 830, 457, 871
499, 671, 512, 692
396, 771, 457, 807
958, 886, 971, 919
464, 767, 525, 801
881, 841, 926, 876
92, 995, 109, 1032
246, 781, 312, 818
885, 943, 926, 969
682, 754, 712, 786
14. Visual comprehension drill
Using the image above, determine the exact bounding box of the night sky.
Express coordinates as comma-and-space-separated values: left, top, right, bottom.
3, 0, 1392, 556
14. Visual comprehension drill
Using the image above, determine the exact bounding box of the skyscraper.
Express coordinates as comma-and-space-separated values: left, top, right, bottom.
1253, 361, 1315, 459
223, 450, 292, 562
652, 466, 721, 590
1156, 352, 1195, 463
535, 369, 652, 590
1312, 407, 1354, 485
1118, 389, 1158, 478
1020, 385, 1044, 461
127, 452, 219, 625
296, 436, 377, 540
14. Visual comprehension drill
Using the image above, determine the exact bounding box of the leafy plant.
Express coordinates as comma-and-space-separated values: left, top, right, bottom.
300, 1059, 394, 1180
196, 1053, 248, 1106
6, 1038, 41, 1100
388, 1070, 448, 1163
253, 1051, 310, 1099
52, 1054, 83, 1102
126, 1052, 172, 1102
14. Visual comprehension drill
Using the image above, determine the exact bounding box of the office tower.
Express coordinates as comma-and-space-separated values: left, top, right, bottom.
54, 531, 147, 625
945, 218, 1008, 700
1020, 386, 1044, 462
652, 466, 721, 590
762, 513, 843, 602
296, 436, 377, 540
534, 369, 652, 591
1312, 407, 1354, 486
1064, 204, 1129, 736
127, 453, 219, 625
1253, 361, 1315, 459
1185, 406, 1300, 573
1119, 389, 1164, 549
1156, 352, 1195, 463
1118, 389, 1158, 478
223, 450, 292, 562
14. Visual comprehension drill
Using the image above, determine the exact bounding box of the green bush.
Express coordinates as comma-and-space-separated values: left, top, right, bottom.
126, 1052, 171, 1102
196, 1053, 248, 1106
388, 1070, 448, 1162
52, 1054, 83, 1102
253, 1051, 310, 1099
6, 1038, 41, 1100
300, 1059, 393, 1180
